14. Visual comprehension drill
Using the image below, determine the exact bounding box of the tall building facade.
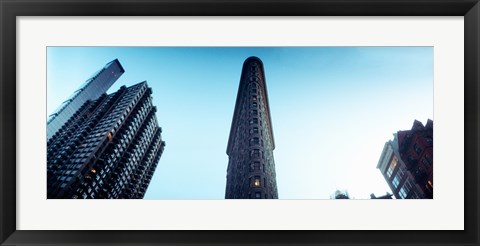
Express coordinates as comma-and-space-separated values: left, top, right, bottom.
47, 81, 165, 199
225, 57, 278, 199
47, 59, 125, 140
377, 119, 433, 199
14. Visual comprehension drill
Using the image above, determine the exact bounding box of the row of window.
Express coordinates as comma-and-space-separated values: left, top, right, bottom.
48, 85, 156, 198
71, 115, 148, 197
103, 113, 159, 197
422, 154, 433, 167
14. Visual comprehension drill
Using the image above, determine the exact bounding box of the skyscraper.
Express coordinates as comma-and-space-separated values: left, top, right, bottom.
377, 119, 433, 199
225, 57, 278, 199
47, 59, 124, 140
47, 81, 165, 199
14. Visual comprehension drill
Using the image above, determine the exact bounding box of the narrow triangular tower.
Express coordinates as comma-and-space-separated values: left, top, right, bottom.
225, 57, 278, 199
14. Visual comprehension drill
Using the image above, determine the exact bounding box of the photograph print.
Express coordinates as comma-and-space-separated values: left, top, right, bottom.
47, 47, 433, 199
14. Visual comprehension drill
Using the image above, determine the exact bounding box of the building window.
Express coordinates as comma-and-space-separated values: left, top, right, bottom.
255, 192, 261, 199
410, 189, 421, 199
425, 136, 433, 145
251, 149, 260, 158
425, 154, 433, 166
397, 166, 405, 180
399, 187, 408, 198
414, 143, 422, 155
252, 96, 257, 101
252, 102, 257, 108
254, 176, 261, 187
392, 175, 400, 188
250, 118, 258, 125
422, 158, 429, 167
254, 161, 260, 171
398, 179, 412, 198
250, 137, 259, 146
386, 156, 397, 177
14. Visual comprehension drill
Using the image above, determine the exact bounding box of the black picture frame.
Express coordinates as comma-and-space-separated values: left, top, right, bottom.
1, 0, 478, 245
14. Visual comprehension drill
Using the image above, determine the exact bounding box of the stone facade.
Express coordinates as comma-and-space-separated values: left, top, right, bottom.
225, 57, 278, 199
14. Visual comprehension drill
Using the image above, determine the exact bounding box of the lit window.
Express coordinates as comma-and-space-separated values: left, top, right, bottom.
386, 156, 397, 177
254, 176, 261, 187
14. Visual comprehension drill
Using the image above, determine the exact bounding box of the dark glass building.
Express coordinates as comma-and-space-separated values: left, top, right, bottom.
47, 81, 165, 199
47, 59, 124, 140
225, 57, 278, 199
377, 119, 433, 199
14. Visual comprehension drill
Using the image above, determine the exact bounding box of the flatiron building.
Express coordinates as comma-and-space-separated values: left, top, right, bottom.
225, 57, 278, 199
47, 81, 165, 199
47, 59, 125, 140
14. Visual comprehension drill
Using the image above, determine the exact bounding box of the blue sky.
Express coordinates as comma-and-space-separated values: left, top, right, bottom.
47, 47, 433, 199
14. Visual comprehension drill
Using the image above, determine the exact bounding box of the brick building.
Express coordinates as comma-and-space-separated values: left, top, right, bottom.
225, 57, 279, 199
377, 119, 433, 199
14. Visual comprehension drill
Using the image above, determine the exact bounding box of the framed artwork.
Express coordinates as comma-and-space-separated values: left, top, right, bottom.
1, 0, 478, 245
